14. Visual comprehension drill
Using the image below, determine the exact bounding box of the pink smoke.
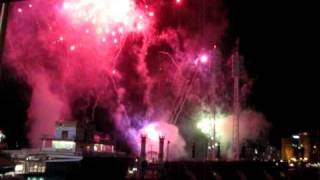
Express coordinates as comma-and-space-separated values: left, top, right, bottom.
216, 110, 271, 159
27, 72, 69, 146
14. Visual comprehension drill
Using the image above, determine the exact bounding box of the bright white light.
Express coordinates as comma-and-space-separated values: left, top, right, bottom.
118, 27, 124, 33
292, 135, 300, 139
0, 130, 5, 143
197, 118, 212, 135
291, 157, 297, 162
143, 124, 161, 141
148, 12, 154, 17
137, 22, 144, 30
200, 54, 208, 63
196, 112, 227, 139
15, 164, 24, 172
62, 0, 141, 34
70, 45, 76, 51
52, 140, 76, 150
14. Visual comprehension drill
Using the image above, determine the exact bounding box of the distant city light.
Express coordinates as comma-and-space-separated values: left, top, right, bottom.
52, 140, 76, 150
292, 135, 300, 139
15, 164, 24, 173
0, 130, 5, 143
290, 157, 297, 162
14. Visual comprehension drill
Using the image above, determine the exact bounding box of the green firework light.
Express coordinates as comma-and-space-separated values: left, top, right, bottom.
196, 109, 229, 141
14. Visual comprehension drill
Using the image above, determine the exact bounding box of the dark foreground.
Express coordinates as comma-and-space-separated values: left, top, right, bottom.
2, 157, 320, 180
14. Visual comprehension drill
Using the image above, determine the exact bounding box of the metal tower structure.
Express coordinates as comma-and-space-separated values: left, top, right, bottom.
232, 40, 241, 160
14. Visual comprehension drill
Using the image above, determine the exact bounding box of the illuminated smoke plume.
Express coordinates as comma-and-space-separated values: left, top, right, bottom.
136, 121, 187, 161
27, 72, 69, 146
194, 108, 270, 159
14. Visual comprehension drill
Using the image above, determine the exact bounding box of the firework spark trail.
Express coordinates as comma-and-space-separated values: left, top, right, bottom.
171, 64, 199, 124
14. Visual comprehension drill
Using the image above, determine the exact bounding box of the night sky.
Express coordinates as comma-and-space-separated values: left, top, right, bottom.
0, 0, 317, 149
226, 0, 317, 146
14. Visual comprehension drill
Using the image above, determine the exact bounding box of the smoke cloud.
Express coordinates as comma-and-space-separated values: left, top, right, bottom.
217, 110, 271, 159
27, 72, 69, 146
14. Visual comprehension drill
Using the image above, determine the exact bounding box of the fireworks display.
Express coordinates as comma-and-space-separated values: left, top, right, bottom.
60, 0, 153, 42
3, 0, 270, 160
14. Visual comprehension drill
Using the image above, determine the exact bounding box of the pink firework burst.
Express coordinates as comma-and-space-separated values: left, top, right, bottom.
61, 0, 151, 36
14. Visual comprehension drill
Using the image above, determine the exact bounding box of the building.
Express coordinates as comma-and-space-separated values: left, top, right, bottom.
41, 121, 82, 153
281, 131, 320, 163
2, 120, 116, 175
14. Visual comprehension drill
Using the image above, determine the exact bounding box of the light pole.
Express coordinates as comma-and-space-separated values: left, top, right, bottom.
0, 1, 10, 70
232, 40, 242, 161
